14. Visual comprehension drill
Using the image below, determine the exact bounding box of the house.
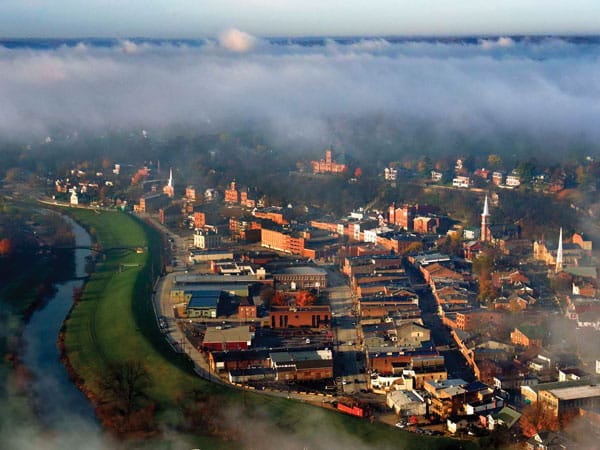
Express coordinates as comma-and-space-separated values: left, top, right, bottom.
558, 367, 588, 382
452, 176, 471, 188
431, 170, 443, 182
506, 172, 521, 187
487, 406, 521, 431
193, 229, 221, 249
492, 172, 505, 186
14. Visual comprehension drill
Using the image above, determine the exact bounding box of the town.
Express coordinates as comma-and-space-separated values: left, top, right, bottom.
8, 139, 598, 449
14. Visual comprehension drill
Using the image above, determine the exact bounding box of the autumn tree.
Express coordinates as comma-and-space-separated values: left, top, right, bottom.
487, 154, 503, 170
0, 238, 12, 256
402, 241, 424, 255
295, 290, 316, 307
272, 291, 288, 306
520, 402, 560, 437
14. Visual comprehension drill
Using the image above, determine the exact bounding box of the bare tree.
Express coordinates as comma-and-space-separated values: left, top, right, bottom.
101, 360, 153, 416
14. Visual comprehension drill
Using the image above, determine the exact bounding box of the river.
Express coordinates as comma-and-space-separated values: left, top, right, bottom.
21, 216, 99, 430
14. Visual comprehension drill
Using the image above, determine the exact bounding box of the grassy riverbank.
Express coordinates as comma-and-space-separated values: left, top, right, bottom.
63, 209, 478, 449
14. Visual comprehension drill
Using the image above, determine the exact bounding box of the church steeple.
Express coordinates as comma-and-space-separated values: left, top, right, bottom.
556, 227, 563, 273
163, 168, 174, 198
481, 195, 491, 242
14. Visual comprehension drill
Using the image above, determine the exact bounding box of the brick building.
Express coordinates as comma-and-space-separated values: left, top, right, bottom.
261, 227, 313, 257
269, 305, 331, 328
272, 266, 327, 289
311, 149, 347, 174
511, 326, 544, 348
224, 180, 239, 203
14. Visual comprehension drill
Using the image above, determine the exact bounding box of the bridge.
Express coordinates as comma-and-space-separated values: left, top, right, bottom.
47, 245, 146, 256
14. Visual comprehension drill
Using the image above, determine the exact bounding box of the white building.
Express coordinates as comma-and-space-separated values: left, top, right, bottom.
193, 229, 221, 249
69, 187, 79, 206
363, 229, 378, 243
431, 170, 443, 182
386, 390, 426, 417
452, 176, 471, 188
384, 167, 398, 181
506, 173, 521, 187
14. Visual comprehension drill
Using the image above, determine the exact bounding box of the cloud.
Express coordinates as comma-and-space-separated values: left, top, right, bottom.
479, 36, 515, 50
219, 28, 257, 52
119, 39, 139, 54
0, 37, 600, 156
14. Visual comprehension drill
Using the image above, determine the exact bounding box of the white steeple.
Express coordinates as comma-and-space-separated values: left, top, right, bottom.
556, 227, 563, 273
482, 195, 490, 217
168, 168, 173, 188
481, 195, 491, 242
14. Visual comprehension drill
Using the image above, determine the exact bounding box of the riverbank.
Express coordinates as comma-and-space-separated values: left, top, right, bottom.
20, 215, 99, 429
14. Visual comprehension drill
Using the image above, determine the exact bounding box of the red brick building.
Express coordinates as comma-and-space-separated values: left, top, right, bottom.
455, 311, 504, 332
510, 326, 543, 348
193, 211, 206, 229
224, 181, 239, 203
311, 149, 347, 174
238, 297, 257, 321
269, 305, 331, 328
185, 185, 196, 201
261, 228, 307, 256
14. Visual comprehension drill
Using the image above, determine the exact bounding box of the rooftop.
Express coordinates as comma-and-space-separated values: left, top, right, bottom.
549, 384, 600, 401
187, 290, 222, 309
274, 266, 327, 276
203, 325, 254, 344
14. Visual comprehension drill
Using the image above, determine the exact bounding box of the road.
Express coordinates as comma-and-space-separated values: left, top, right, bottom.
325, 268, 367, 394
403, 260, 475, 382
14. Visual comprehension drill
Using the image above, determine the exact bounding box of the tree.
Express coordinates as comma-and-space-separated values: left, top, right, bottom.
178, 390, 225, 437
487, 154, 503, 170
402, 241, 423, 255
272, 291, 288, 306
259, 285, 275, 309
520, 402, 560, 437
101, 360, 153, 416
0, 238, 12, 256
295, 290, 316, 307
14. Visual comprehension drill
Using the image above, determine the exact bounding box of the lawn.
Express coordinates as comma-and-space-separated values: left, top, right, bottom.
64, 209, 478, 450
64, 210, 217, 404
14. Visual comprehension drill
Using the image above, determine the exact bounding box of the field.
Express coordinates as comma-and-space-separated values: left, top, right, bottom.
64, 209, 477, 449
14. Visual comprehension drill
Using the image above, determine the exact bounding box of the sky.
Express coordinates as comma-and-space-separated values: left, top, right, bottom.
1, 0, 600, 38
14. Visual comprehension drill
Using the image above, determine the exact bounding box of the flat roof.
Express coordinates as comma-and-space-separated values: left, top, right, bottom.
175, 274, 258, 284
274, 266, 327, 276
203, 325, 253, 344
548, 385, 600, 401
187, 290, 221, 309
